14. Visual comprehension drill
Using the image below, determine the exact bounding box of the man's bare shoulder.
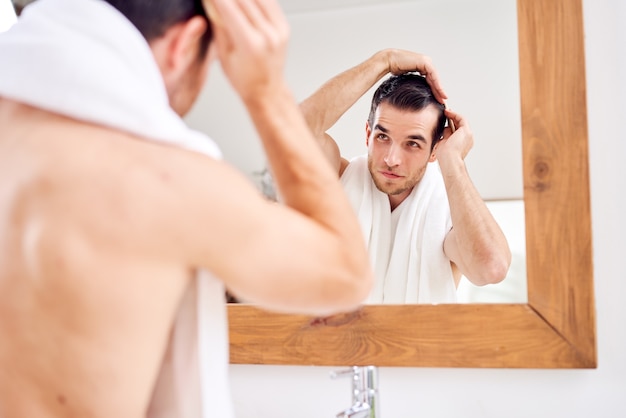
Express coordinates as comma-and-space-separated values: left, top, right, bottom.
0, 100, 262, 262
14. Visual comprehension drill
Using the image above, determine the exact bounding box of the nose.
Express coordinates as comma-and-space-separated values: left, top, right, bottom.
383, 143, 401, 167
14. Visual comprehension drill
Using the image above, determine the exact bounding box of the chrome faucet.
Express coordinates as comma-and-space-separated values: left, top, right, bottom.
331, 366, 380, 418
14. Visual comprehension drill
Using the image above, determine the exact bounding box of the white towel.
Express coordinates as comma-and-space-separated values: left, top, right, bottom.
0, 1, 233, 417
340, 155, 456, 304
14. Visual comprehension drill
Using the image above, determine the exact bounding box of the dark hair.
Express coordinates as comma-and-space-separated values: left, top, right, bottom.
368, 73, 446, 150
104, 0, 213, 57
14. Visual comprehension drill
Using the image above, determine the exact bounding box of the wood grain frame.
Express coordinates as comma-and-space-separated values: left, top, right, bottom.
227, 0, 596, 368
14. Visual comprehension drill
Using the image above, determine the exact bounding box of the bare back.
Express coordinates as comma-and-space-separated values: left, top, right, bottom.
0, 90, 374, 416
0, 99, 200, 417
0, 0, 378, 415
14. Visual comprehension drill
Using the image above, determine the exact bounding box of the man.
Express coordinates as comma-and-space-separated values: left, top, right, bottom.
0, 0, 373, 417
301, 49, 511, 303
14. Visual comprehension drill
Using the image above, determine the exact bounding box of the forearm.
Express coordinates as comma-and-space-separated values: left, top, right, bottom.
206, 0, 373, 311
440, 156, 512, 284
300, 50, 390, 137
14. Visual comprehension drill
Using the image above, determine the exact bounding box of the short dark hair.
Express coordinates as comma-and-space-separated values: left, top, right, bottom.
104, 0, 213, 56
368, 73, 446, 150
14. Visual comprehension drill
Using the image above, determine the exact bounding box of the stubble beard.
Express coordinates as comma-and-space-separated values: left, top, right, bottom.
368, 158, 428, 197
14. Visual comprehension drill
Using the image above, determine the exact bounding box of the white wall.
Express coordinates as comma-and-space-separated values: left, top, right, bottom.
186, 0, 522, 200
226, 0, 626, 417
187, 0, 528, 303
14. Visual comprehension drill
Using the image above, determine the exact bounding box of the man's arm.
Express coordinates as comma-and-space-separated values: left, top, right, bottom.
299, 49, 448, 174
184, 0, 373, 315
439, 109, 512, 285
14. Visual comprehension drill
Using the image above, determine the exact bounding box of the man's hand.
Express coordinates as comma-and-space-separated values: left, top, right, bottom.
436, 109, 474, 164
384, 48, 448, 104
206, 0, 290, 102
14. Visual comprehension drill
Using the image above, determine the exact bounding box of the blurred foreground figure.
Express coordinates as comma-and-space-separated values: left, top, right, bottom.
0, 0, 373, 417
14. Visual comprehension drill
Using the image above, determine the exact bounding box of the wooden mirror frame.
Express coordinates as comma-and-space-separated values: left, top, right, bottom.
227, 0, 596, 368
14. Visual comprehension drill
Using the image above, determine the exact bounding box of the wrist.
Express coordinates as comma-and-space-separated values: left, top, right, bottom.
242, 81, 292, 111
371, 49, 393, 79
438, 153, 466, 178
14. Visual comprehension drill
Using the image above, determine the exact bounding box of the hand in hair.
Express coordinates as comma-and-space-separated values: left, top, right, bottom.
385, 48, 448, 104
206, 0, 291, 102
203, 0, 222, 27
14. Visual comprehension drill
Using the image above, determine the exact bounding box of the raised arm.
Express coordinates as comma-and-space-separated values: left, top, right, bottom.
439, 109, 512, 285
188, 0, 373, 315
299, 49, 448, 173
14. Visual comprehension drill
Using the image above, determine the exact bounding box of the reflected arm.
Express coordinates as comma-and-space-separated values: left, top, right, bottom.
440, 110, 511, 285
299, 50, 389, 173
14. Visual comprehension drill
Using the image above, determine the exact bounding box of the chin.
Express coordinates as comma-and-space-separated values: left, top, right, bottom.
373, 180, 400, 196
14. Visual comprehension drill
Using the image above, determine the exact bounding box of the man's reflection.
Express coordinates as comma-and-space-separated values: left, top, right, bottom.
298, 49, 511, 304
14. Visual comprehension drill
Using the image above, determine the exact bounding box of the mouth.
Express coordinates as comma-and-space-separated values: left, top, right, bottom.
380, 170, 402, 180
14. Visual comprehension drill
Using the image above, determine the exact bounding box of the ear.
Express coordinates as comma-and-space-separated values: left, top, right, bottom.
164, 16, 209, 81
365, 120, 372, 147
429, 141, 439, 162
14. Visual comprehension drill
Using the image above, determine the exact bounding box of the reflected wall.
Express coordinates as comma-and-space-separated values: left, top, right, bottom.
185, 0, 525, 303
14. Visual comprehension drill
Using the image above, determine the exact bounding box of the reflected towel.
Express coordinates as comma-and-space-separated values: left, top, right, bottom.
0, 0, 233, 417
340, 155, 456, 304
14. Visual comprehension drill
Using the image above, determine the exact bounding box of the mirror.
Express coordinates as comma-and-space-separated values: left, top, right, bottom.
225, 0, 596, 369
5, 0, 595, 368
186, 0, 527, 304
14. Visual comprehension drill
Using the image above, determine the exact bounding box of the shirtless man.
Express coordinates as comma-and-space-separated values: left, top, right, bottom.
0, 0, 372, 417
301, 50, 511, 303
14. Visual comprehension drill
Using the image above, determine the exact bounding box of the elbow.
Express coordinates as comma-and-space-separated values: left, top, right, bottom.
467, 251, 512, 286
484, 256, 510, 284
321, 261, 374, 315
339, 241, 375, 305
336, 265, 374, 311
299, 100, 323, 136
354, 268, 375, 304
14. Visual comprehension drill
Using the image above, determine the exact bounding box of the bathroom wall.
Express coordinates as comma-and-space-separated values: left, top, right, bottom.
226, 0, 626, 417
187, 0, 528, 302
186, 0, 523, 201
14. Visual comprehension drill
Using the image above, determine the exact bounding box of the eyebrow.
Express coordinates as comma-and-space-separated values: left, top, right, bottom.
374, 124, 428, 144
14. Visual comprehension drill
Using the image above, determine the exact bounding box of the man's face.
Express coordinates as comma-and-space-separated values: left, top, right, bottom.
366, 102, 440, 208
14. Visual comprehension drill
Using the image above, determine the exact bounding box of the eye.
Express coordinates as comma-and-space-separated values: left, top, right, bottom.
408, 141, 422, 149
376, 133, 389, 141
